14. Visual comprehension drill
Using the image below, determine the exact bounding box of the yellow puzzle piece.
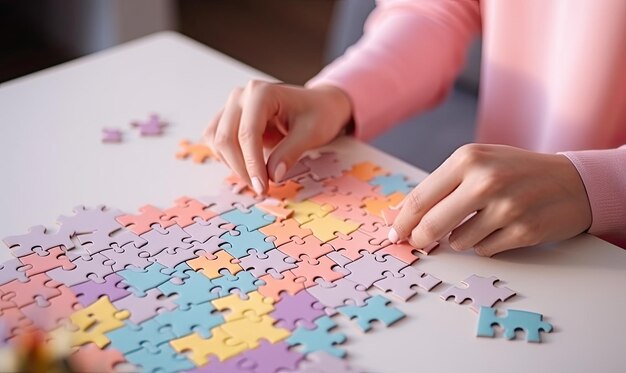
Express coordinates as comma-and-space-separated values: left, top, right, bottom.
285, 200, 334, 224
211, 291, 275, 321
68, 296, 130, 348
170, 327, 247, 365
301, 214, 360, 243
221, 314, 290, 349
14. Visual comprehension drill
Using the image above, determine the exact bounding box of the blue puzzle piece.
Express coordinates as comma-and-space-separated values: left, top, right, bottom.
211, 270, 265, 297
158, 269, 218, 308
160, 262, 192, 280
154, 301, 225, 338
220, 226, 275, 258
477, 306, 553, 343
118, 262, 172, 296
221, 206, 276, 231
337, 295, 405, 332
107, 319, 175, 354
125, 342, 194, 373
286, 316, 347, 358
369, 174, 414, 196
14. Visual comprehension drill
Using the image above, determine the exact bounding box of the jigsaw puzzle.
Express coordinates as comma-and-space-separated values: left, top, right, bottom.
0, 148, 554, 372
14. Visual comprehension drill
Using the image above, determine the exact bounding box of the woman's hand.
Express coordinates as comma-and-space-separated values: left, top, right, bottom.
204, 81, 352, 195
388, 144, 592, 256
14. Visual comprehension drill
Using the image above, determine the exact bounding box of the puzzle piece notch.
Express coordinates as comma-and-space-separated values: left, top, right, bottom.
221, 313, 290, 350
221, 206, 276, 231
344, 250, 406, 288
338, 295, 405, 332
440, 274, 516, 312
270, 290, 325, 330
239, 248, 297, 278
220, 225, 275, 259
68, 296, 130, 348
212, 290, 275, 322
477, 307, 553, 343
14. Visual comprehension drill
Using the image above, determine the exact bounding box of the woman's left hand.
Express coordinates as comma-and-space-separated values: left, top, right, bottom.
388, 144, 592, 256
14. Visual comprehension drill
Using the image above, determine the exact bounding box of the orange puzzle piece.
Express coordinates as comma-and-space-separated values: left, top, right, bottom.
258, 271, 306, 302
187, 250, 242, 279
259, 218, 312, 247
176, 139, 216, 164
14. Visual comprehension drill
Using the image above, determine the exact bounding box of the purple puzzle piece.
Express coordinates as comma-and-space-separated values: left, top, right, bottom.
148, 246, 199, 268
271, 291, 325, 330
139, 224, 193, 257
344, 250, 405, 288
440, 274, 516, 312
131, 114, 166, 136
238, 341, 304, 373
0, 258, 28, 286
3, 225, 73, 257
301, 152, 346, 181
306, 278, 370, 309
183, 216, 230, 244
189, 236, 227, 257
239, 248, 297, 278
71, 273, 131, 306
102, 128, 122, 143
47, 253, 115, 286
113, 288, 178, 324
293, 175, 327, 202
57, 205, 125, 236
373, 266, 441, 301
101, 243, 152, 271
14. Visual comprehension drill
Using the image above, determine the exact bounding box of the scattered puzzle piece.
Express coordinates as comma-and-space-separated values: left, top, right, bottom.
102, 128, 122, 143
130, 113, 166, 136
176, 139, 216, 163
476, 306, 553, 343
440, 274, 516, 312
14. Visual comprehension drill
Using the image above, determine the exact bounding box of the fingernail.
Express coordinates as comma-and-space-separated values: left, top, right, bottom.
274, 162, 286, 182
251, 177, 264, 196
388, 228, 399, 243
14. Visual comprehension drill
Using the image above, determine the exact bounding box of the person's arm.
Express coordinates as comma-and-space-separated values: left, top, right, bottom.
561, 145, 626, 246
308, 0, 481, 140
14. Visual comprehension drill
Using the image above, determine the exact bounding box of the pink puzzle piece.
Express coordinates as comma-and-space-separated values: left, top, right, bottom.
20, 245, 75, 277
163, 197, 217, 227
116, 205, 175, 236
102, 128, 122, 143
440, 274, 516, 312
329, 231, 384, 261
277, 235, 333, 261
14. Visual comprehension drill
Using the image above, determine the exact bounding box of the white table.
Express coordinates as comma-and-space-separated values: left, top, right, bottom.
1, 32, 625, 373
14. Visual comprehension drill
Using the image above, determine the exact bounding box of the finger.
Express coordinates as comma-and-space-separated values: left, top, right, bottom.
203, 108, 223, 146
213, 89, 250, 185
473, 225, 531, 257
266, 120, 318, 182
238, 83, 276, 195
448, 208, 503, 251
389, 158, 463, 243
407, 183, 484, 248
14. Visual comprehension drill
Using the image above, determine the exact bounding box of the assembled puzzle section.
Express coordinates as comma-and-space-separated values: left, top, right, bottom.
0, 149, 554, 372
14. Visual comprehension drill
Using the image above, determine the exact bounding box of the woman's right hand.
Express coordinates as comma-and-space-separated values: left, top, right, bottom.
204, 81, 353, 195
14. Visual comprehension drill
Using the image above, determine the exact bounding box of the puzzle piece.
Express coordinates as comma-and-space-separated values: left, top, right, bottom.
301, 152, 346, 181
101, 243, 153, 271
277, 235, 333, 261
3, 225, 73, 257
222, 206, 276, 231
176, 139, 216, 163
290, 254, 345, 288
19, 245, 75, 277
68, 296, 130, 348
239, 248, 297, 278
235, 340, 304, 373
154, 301, 225, 338
266, 180, 302, 200
329, 230, 384, 261
221, 313, 290, 349
130, 113, 166, 136
183, 215, 231, 244
69, 343, 127, 373
258, 270, 306, 302
118, 262, 173, 297
102, 128, 122, 143
113, 288, 177, 324
286, 200, 335, 225
47, 252, 115, 287
187, 249, 242, 279
280, 158, 311, 181
71, 273, 131, 306
221, 225, 275, 259
362, 192, 405, 218
301, 214, 360, 243
138, 223, 193, 257
306, 278, 370, 309
256, 198, 293, 220
20, 285, 81, 331
344, 250, 406, 288
1, 272, 62, 308
260, 218, 312, 247
373, 266, 441, 301
126, 341, 195, 373
107, 319, 176, 354
212, 291, 274, 321
292, 175, 327, 202
163, 196, 217, 227
271, 290, 325, 330
158, 268, 218, 308
286, 316, 347, 358
170, 327, 247, 365
212, 270, 265, 298
0, 258, 28, 286
440, 274, 516, 312
347, 161, 387, 181
477, 307, 553, 343
338, 295, 405, 332
370, 173, 415, 196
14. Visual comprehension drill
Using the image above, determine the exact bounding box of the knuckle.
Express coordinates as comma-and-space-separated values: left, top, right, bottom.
414, 217, 440, 244
448, 236, 467, 252
247, 80, 272, 96
511, 221, 541, 247
228, 87, 244, 102
472, 169, 506, 199
238, 127, 256, 143
498, 197, 524, 222
405, 189, 423, 214
213, 132, 232, 150
455, 143, 487, 167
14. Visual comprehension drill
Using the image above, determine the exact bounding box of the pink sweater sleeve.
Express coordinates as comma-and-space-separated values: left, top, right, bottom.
307, 0, 481, 140
562, 146, 626, 246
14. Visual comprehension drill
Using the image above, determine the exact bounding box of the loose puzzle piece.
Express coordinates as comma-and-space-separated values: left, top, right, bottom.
373, 266, 441, 301
130, 113, 166, 136
302, 152, 346, 181
476, 306, 553, 343
102, 128, 122, 143
256, 198, 293, 220
287, 316, 347, 358
266, 180, 302, 200
68, 296, 130, 348
440, 274, 516, 312
170, 327, 247, 365
176, 139, 216, 163
271, 290, 325, 330
338, 295, 405, 332
116, 205, 175, 236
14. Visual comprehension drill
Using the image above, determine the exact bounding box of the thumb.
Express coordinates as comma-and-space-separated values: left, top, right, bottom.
266, 122, 319, 182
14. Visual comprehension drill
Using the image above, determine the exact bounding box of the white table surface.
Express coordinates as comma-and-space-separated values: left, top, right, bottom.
1, 32, 625, 373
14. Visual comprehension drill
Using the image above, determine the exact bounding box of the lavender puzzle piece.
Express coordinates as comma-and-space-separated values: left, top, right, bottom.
139, 224, 193, 257
301, 152, 346, 181
440, 274, 516, 312
306, 278, 370, 309
281, 159, 310, 181
131, 114, 166, 136
238, 341, 304, 373
102, 128, 122, 143
71, 273, 131, 306
57, 205, 124, 236
325, 251, 352, 267
293, 176, 327, 202
239, 248, 297, 278
183, 216, 230, 244
271, 291, 325, 330
344, 251, 405, 288
373, 266, 442, 301
79, 228, 147, 256
113, 288, 178, 324
0, 258, 28, 285
101, 244, 153, 271
148, 246, 199, 268
3, 225, 73, 257
47, 252, 115, 286
189, 236, 227, 257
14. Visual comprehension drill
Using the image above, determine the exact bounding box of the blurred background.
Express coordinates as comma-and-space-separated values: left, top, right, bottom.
0, 0, 480, 171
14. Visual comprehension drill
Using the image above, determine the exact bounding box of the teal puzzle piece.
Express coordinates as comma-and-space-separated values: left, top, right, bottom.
337, 295, 405, 332
118, 262, 172, 296
220, 226, 275, 258
221, 206, 276, 231
477, 306, 553, 343
107, 319, 176, 354
158, 268, 218, 309
211, 270, 265, 297
154, 301, 224, 338
369, 174, 414, 196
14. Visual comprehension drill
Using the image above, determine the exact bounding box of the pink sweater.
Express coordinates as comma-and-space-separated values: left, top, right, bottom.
309, 0, 626, 247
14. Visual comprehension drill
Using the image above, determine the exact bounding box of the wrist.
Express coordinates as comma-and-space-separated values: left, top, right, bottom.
310, 84, 354, 134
